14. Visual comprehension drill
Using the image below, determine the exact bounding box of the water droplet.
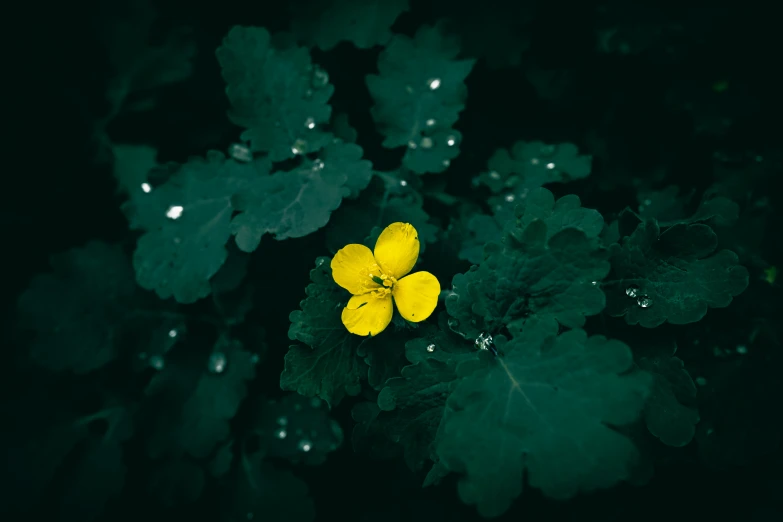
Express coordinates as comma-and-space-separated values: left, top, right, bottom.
298, 439, 313, 452
489, 170, 501, 180
304, 117, 316, 129
399, 180, 408, 187
530, 157, 540, 165
420, 137, 434, 149
312, 67, 329, 87
275, 428, 287, 439
637, 295, 653, 308
168, 329, 178, 338
407, 140, 417, 149
166, 205, 183, 220
312, 159, 325, 170
317, 258, 325, 266
427, 78, 441, 90
504, 193, 515, 203
426, 344, 436, 353
442, 159, 451, 167
141, 182, 152, 193
149, 354, 165, 371
446, 135, 457, 146
292, 138, 308, 155
208, 352, 227, 374
736, 344, 747, 355
695, 376, 708, 386
276, 416, 288, 426
229, 143, 253, 162
546, 162, 555, 170
591, 281, 597, 285
310, 397, 322, 408
425, 118, 436, 127
474, 332, 496, 355
625, 285, 640, 298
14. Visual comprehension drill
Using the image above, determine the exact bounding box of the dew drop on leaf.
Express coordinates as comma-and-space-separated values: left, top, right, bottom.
399, 180, 408, 187
546, 162, 555, 170
208, 352, 227, 373
166, 205, 184, 220
626, 285, 640, 298
275, 428, 287, 439
298, 439, 313, 452
304, 116, 316, 129
489, 170, 501, 180
504, 194, 515, 203
426, 118, 436, 127
736, 344, 748, 354
291, 138, 308, 155
446, 135, 457, 146
426, 343, 436, 353
141, 182, 152, 193
312, 67, 329, 87
407, 140, 417, 149
229, 143, 253, 162
427, 78, 441, 90
420, 137, 434, 149
168, 329, 178, 338
636, 295, 653, 308
149, 354, 165, 371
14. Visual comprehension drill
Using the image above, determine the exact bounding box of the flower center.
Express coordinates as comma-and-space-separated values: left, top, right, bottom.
369, 272, 397, 297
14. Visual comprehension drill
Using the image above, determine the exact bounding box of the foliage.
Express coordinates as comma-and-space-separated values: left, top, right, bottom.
12, 2, 781, 522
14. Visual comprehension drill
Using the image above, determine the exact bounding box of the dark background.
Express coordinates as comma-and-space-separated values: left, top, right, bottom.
4, 1, 782, 521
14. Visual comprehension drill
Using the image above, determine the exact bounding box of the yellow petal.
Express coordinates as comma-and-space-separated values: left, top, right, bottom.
392, 271, 440, 322
331, 244, 382, 295
373, 222, 420, 279
341, 293, 393, 336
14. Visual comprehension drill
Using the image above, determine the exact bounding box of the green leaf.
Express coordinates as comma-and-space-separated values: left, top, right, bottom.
222, 454, 314, 522
281, 258, 366, 407
447, 210, 609, 341
435, 330, 651, 517
97, 0, 195, 116
231, 140, 373, 251
325, 176, 437, 253
634, 341, 699, 447
252, 394, 343, 465
148, 459, 205, 507
17, 242, 138, 374
133, 152, 268, 303
7, 403, 133, 521
605, 220, 749, 327
366, 24, 475, 174
372, 323, 476, 472
358, 329, 410, 390
478, 141, 592, 198
144, 335, 256, 459
290, 0, 410, 51
217, 26, 335, 161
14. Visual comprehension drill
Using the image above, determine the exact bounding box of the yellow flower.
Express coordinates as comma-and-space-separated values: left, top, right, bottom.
331, 222, 440, 336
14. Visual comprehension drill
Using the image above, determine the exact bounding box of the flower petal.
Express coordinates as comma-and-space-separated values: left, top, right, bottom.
331, 244, 382, 295
392, 271, 440, 322
341, 294, 393, 336
373, 222, 420, 279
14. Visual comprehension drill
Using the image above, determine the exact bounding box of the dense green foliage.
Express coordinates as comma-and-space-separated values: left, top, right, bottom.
7, 1, 782, 521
